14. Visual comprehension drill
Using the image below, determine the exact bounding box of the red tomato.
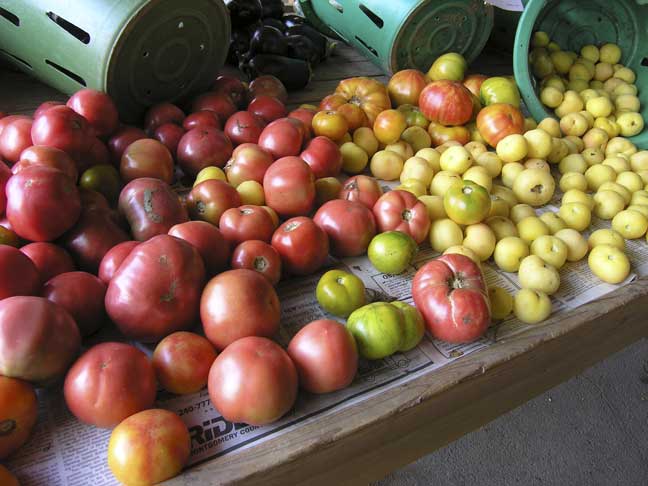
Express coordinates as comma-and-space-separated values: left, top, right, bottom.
263, 156, 315, 218
152, 331, 217, 394
287, 116, 311, 145
0, 118, 33, 164
0, 376, 37, 459
207, 336, 297, 425
98, 240, 138, 284
107, 125, 146, 165
187, 179, 241, 225
387, 69, 428, 107
144, 102, 185, 134
168, 220, 230, 276
231, 240, 282, 286
32, 101, 63, 119
153, 122, 185, 156
219, 205, 275, 245
200, 269, 280, 350
177, 127, 233, 175
191, 92, 237, 123
31, 105, 92, 160
0, 115, 30, 138
300, 136, 343, 178
249, 75, 288, 104
463, 74, 488, 98
248, 95, 287, 123
0, 245, 40, 300
20, 242, 76, 284
339, 175, 384, 209
475, 103, 525, 148
418, 81, 473, 126
313, 199, 377, 257
66, 89, 119, 138
183, 110, 221, 131
120, 138, 174, 184
372, 190, 431, 244
224, 143, 273, 186
212, 74, 248, 108
258, 118, 304, 159
6, 165, 81, 241
288, 108, 315, 133
271, 216, 329, 276
79, 136, 110, 171
42, 271, 107, 337
64, 342, 156, 428
223, 111, 266, 146
287, 319, 358, 393
0, 160, 10, 214
78, 187, 111, 211
14, 145, 78, 181
118, 178, 188, 241
105, 235, 205, 342
412, 254, 490, 343
0, 296, 80, 384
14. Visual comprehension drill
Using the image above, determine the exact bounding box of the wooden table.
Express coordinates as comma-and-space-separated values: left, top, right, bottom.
2, 44, 647, 486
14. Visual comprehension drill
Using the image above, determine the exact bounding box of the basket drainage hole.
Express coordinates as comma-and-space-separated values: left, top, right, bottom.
142, 51, 150, 58
328, 0, 343, 13
46, 12, 91, 44
146, 89, 152, 96
0, 7, 19, 26
45, 59, 86, 86
355, 36, 378, 57
0, 49, 31, 68
178, 21, 184, 29
359, 4, 384, 28
641, 57, 648, 67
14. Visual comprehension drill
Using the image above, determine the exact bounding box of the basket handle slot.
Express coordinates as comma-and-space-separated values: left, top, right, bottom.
642, 58, 648, 67
45, 59, 87, 86
358, 4, 383, 29
0, 7, 19, 26
328, 0, 343, 13
0, 49, 31, 69
46, 12, 91, 44
354, 36, 377, 57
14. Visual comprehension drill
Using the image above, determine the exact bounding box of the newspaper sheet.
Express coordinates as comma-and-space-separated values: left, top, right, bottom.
7, 207, 647, 485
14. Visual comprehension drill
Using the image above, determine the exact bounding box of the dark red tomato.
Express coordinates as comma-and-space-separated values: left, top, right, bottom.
224, 143, 273, 186
64, 342, 156, 428
258, 118, 303, 159
21, 242, 76, 284
288, 108, 315, 134
0, 115, 30, 139
98, 240, 138, 284
372, 190, 431, 244
182, 110, 221, 131
144, 102, 185, 134
66, 89, 119, 138
0, 160, 10, 214
168, 220, 230, 276
42, 271, 107, 337
186, 179, 241, 226
176, 127, 233, 175
118, 178, 188, 241
106, 235, 205, 341
219, 205, 275, 245
248, 96, 287, 124
200, 269, 280, 350
78, 187, 111, 211
120, 138, 174, 184
248, 75, 288, 104
31, 105, 92, 160
313, 199, 377, 257
0, 246, 40, 299
339, 175, 383, 209
271, 217, 329, 276
212, 75, 247, 108
6, 165, 81, 242
207, 336, 297, 425
152, 331, 217, 394
107, 125, 147, 165
33, 101, 63, 119
190, 92, 237, 124
14, 145, 78, 181
223, 111, 265, 146
153, 123, 185, 156
231, 240, 282, 286
80, 136, 110, 172
0, 118, 34, 164
300, 136, 342, 178
263, 156, 315, 218
287, 319, 358, 393
0, 296, 80, 384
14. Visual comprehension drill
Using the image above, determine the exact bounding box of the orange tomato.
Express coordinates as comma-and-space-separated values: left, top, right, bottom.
0, 465, 19, 486
388, 69, 428, 107
373, 109, 407, 145
0, 376, 37, 459
331, 77, 392, 125
312, 111, 349, 141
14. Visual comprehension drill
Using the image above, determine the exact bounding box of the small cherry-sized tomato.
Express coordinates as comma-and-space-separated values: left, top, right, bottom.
444, 180, 492, 225
315, 269, 366, 317
231, 240, 282, 286
314, 199, 377, 257
368, 231, 418, 275
271, 216, 329, 276
372, 190, 431, 244
263, 156, 316, 218
312, 110, 349, 141
373, 109, 407, 145
219, 204, 276, 245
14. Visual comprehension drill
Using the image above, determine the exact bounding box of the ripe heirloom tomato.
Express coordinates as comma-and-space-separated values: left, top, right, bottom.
224, 111, 265, 145
320, 95, 368, 132
187, 179, 241, 225
258, 118, 304, 159
312, 111, 349, 141
0, 376, 37, 459
225, 143, 273, 186
271, 216, 329, 276
208, 336, 297, 425
313, 199, 377, 257
153, 332, 217, 394
16, 145, 78, 181
120, 138, 174, 184
0, 118, 34, 164
144, 102, 185, 134
231, 240, 282, 286
212, 74, 248, 108
288, 319, 358, 394
66, 89, 119, 138
300, 136, 343, 178
444, 180, 492, 225
372, 190, 430, 244
0, 160, 11, 214
0, 246, 40, 299
331, 76, 391, 125
388, 69, 428, 107
427, 121, 471, 146
288, 108, 316, 133
153, 122, 185, 156
177, 127, 233, 175
219, 204, 275, 245
463, 74, 488, 97
373, 109, 407, 145
31, 105, 92, 160
20, 242, 76, 284
183, 110, 221, 131
0, 465, 18, 486
248, 75, 288, 104
475, 103, 525, 148
248, 95, 287, 123
168, 221, 230, 276
64, 342, 157, 428
107, 125, 146, 165
32, 102, 62, 119
201, 269, 280, 350
190, 92, 237, 123
98, 240, 139, 284
263, 156, 316, 218
339, 175, 384, 209
418, 81, 473, 126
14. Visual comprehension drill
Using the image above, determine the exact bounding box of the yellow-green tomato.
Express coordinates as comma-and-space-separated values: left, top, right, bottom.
444, 181, 492, 225
316, 270, 366, 318
480, 76, 521, 107
367, 231, 418, 275
390, 301, 425, 352
346, 302, 404, 360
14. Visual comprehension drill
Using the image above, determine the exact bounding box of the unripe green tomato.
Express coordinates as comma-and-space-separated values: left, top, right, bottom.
390, 301, 425, 351
315, 270, 366, 318
367, 231, 418, 275
346, 302, 405, 360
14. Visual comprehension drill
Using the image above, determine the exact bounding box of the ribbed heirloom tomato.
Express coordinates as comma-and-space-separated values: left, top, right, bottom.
476, 103, 525, 148
387, 69, 428, 107
320, 77, 391, 129
372, 190, 430, 244
418, 81, 473, 126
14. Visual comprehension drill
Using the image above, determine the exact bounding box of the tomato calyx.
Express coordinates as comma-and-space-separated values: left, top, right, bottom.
284, 221, 301, 232
448, 272, 469, 290
0, 418, 16, 435
531, 184, 544, 194
253, 256, 268, 271
401, 209, 413, 221
462, 186, 475, 196
240, 208, 253, 215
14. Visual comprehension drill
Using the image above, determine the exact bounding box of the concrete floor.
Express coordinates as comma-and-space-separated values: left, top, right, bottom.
375, 338, 648, 486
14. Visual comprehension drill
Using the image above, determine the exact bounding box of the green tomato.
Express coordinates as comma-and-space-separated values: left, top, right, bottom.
427, 52, 467, 82
79, 164, 122, 204
390, 301, 425, 352
367, 231, 418, 275
443, 180, 491, 225
397, 104, 430, 129
316, 269, 366, 318
0, 226, 20, 247
480, 76, 521, 108
346, 302, 404, 360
